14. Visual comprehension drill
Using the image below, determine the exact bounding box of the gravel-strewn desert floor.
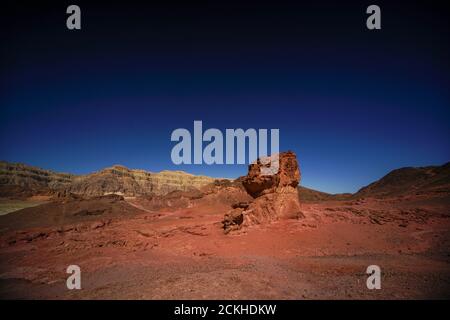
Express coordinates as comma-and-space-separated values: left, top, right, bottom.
1, 193, 449, 299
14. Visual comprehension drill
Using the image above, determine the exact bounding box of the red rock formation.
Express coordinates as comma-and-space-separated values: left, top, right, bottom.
223, 151, 303, 233
242, 151, 300, 197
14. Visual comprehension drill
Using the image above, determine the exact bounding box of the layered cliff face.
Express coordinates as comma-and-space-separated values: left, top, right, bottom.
66, 165, 216, 197
0, 161, 74, 188
0, 161, 74, 197
0, 162, 217, 198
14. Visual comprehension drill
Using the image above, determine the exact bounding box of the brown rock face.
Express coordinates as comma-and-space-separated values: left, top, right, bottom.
242, 151, 300, 198
0, 161, 217, 198
223, 151, 303, 233
0, 161, 73, 198
222, 209, 244, 234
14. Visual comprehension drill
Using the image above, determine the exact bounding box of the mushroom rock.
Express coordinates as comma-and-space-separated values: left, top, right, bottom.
242, 151, 300, 198
223, 151, 303, 233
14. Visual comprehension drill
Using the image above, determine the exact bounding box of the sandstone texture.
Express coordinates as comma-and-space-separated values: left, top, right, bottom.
242, 151, 300, 198
223, 151, 303, 233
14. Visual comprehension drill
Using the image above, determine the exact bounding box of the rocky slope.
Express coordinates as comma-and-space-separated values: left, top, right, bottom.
355, 162, 450, 198
0, 161, 216, 198
297, 186, 351, 202
0, 161, 73, 198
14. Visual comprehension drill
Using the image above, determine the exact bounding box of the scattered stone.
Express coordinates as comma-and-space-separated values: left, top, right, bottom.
223, 209, 244, 234
231, 202, 250, 209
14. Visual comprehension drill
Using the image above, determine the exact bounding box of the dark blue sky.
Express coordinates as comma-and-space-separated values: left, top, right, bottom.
1, 1, 449, 193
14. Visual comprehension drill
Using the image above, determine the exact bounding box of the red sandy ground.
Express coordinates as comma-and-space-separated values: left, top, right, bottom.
0, 194, 449, 299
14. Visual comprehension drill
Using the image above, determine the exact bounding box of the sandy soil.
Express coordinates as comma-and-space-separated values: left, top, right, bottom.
0, 200, 48, 216
0, 195, 449, 299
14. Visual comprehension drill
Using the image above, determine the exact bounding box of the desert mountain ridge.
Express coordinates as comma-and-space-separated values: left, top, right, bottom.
0, 160, 449, 200
0, 161, 218, 198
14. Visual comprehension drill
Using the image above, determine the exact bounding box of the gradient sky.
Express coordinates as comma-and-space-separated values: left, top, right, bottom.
1, 1, 449, 194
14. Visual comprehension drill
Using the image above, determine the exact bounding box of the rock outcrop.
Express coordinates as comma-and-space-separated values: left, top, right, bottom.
223, 151, 303, 233
242, 151, 300, 197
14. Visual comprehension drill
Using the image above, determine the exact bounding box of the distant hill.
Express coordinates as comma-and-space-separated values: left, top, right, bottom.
354, 162, 450, 198
297, 186, 351, 202
0, 161, 216, 198
66, 165, 217, 197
